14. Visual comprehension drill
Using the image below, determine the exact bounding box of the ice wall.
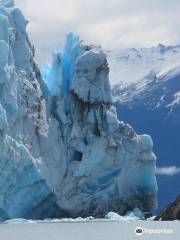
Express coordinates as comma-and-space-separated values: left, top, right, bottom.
0, 0, 66, 220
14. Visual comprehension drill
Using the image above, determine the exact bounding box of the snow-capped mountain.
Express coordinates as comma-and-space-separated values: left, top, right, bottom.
109, 45, 180, 211
112, 67, 180, 124
107, 44, 180, 85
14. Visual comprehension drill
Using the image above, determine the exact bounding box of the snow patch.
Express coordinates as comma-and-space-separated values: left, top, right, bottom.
168, 91, 180, 108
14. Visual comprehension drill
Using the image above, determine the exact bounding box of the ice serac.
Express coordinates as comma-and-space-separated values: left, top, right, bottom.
42, 34, 157, 217
0, 1, 157, 220
42, 33, 83, 96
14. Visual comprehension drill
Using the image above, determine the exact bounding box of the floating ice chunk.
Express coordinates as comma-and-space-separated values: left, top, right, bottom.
105, 212, 142, 221
105, 212, 124, 220
5, 218, 31, 224
125, 208, 145, 219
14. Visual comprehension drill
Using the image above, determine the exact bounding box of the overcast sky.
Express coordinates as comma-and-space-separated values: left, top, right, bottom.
16, 0, 180, 65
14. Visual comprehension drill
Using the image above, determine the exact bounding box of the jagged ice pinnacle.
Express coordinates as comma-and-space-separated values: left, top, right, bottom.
42, 33, 83, 96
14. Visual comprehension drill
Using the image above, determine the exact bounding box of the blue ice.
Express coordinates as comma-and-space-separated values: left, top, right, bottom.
42, 33, 83, 96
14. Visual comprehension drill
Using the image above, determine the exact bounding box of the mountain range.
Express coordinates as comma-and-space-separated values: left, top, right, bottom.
108, 44, 180, 211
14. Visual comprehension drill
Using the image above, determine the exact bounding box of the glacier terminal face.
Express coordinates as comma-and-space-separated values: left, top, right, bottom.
0, 1, 157, 220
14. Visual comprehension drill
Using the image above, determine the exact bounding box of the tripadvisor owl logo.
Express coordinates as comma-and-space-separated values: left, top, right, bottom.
135, 227, 144, 236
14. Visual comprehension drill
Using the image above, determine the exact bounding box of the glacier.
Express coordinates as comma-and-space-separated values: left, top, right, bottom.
0, 0, 157, 221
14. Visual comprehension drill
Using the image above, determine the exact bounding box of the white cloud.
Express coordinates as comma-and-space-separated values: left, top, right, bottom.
156, 166, 180, 176
15, 0, 180, 65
